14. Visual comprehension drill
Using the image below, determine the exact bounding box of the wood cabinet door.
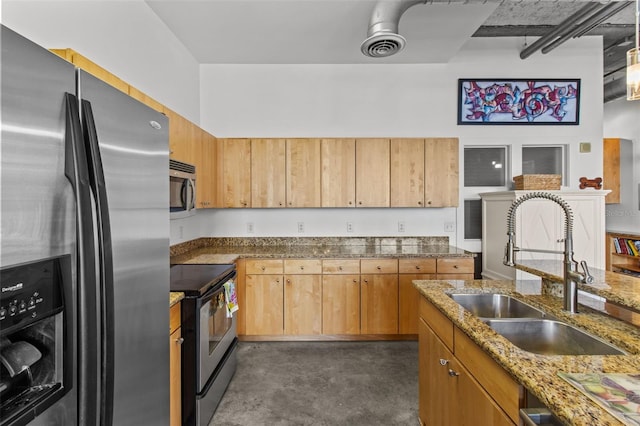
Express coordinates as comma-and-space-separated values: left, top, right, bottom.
356, 139, 390, 207
164, 107, 196, 164
457, 361, 515, 426
251, 139, 286, 208
322, 275, 360, 334
194, 128, 210, 208
425, 138, 459, 207
169, 327, 181, 426
360, 274, 398, 334
221, 138, 251, 207
321, 139, 356, 207
284, 275, 322, 335
391, 138, 425, 207
245, 275, 284, 335
419, 319, 458, 426
399, 274, 435, 334
603, 138, 621, 204
287, 139, 321, 207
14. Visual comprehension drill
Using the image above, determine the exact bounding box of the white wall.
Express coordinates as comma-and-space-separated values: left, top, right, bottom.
189, 37, 604, 249
2, 0, 200, 123
603, 98, 640, 233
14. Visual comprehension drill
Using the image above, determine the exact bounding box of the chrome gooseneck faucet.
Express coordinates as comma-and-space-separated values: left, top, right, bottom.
503, 192, 594, 313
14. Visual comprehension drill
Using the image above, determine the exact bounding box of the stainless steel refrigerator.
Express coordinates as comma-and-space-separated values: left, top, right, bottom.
1, 25, 170, 425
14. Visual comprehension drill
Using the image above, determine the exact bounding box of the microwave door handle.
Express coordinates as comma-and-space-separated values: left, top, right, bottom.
180, 179, 188, 208
189, 178, 196, 209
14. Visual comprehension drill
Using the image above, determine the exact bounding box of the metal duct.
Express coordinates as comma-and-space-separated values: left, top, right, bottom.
360, 0, 426, 57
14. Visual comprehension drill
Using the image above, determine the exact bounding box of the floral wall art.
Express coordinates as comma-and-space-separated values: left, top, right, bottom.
458, 79, 580, 125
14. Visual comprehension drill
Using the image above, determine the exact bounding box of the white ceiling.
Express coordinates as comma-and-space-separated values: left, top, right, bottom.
146, 0, 499, 64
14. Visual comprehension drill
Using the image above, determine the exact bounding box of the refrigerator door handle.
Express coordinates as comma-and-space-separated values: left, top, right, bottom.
81, 99, 115, 426
63, 93, 99, 426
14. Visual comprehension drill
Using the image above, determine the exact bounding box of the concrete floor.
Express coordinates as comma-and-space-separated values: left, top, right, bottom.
210, 341, 419, 426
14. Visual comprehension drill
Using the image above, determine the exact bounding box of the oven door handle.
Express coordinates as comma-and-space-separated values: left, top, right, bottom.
199, 272, 237, 300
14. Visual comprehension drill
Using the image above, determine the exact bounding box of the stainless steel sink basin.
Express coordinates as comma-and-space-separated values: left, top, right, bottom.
485, 319, 625, 356
449, 293, 545, 319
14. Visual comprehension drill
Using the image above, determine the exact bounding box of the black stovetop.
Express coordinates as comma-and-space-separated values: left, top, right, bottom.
169, 263, 236, 296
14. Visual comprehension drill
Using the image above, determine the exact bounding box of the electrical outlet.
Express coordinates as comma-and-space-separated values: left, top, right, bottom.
398, 221, 405, 233
347, 222, 353, 233
297, 222, 305, 233
444, 222, 455, 232
247, 222, 254, 233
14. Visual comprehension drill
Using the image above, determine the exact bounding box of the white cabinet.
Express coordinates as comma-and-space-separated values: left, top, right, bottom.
480, 191, 609, 280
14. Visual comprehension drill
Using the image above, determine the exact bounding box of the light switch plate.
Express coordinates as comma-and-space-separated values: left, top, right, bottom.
579, 142, 591, 153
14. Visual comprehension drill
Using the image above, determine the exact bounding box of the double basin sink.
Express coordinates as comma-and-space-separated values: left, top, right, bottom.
449, 293, 625, 356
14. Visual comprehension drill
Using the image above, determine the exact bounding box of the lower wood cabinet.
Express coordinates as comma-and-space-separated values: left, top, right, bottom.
169, 302, 182, 426
240, 256, 472, 339
418, 297, 521, 426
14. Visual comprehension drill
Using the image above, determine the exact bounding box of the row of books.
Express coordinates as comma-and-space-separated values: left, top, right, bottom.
613, 238, 640, 257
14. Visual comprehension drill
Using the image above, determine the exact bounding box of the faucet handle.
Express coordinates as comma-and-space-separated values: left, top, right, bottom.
580, 260, 594, 284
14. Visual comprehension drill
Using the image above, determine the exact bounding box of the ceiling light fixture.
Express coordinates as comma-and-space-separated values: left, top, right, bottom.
627, 0, 640, 100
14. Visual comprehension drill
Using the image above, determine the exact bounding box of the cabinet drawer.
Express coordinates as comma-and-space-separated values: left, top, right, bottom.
437, 258, 474, 274
246, 259, 284, 274
419, 297, 453, 352
170, 302, 181, 334
454, 327, 522, 424
361, 258, 398, 274
399, 258, 436, 274
322, 259, 360, 274
284, 259, 322, 274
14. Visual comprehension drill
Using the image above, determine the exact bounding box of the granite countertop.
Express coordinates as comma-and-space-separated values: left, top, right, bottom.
516, 259, 640, 312
169, 292, 184, 307
170, 237, 473, 265
414, 279, 640, 426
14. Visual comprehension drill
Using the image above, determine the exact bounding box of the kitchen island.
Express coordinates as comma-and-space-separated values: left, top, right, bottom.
415, 277, 640, 426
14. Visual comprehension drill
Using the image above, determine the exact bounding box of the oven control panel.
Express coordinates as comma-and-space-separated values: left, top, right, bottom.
0, 256, 66, 334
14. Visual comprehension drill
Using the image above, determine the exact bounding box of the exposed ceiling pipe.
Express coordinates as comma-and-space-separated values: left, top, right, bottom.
519, 2, 602, 60
360, 0, 426, 58
541, 1, 632, 54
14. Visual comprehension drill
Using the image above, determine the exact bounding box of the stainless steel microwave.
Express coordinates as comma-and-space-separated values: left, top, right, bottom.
169, 159, 196, 219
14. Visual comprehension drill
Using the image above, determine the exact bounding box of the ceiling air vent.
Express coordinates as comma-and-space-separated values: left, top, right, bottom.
361, 33, 406, 57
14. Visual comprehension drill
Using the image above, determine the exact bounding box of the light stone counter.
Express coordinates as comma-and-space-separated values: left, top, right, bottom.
169, 292, 184, 307
414, 279, 640, 426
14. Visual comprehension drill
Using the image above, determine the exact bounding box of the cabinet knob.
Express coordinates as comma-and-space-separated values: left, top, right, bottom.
286, 279, 291, 284
358, 201, 362, 205
427, 201, 432, 205
261, 266, 266, 271
377, 266, 381, 270
338, 266, 343, 271
276, 278, 280, 283
439, 359, 449, 366
279, 202, 283, 206
416, 266, 421, 270
363, 279, 368, 284
418, 201, 422, 205
453, 265, 459, 269
353, 279, 357, 283
448, 369, 460, 377
175, 337, 184, 345
349, 201, 353, 205
300, 266, 304, 270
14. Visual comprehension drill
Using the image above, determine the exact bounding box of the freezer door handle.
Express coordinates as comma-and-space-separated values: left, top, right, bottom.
81, 99, 115, 426
64, 93, 99, 426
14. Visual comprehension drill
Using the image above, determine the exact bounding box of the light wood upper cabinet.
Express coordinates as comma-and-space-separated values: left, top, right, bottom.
321, 139, 356, 207
196, 130, 218, 208
251, 139, 286, 208
164, 107, 196, 164
425, 138, 459, 207
391, 138, 425, 207
287, 139, 321, 207
219, 138, 251, 208
356, 138, 391, 207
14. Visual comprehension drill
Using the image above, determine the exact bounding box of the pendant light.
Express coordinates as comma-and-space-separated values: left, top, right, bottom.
627, 0, 640, 100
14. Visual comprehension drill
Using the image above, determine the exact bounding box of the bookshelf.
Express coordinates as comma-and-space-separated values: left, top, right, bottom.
606, 231, 640, 278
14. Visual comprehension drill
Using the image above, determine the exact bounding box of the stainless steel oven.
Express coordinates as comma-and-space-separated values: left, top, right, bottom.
170, 264, 238, 426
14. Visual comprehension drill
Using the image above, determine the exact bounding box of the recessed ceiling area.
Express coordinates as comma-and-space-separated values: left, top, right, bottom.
146, 0, 637, 101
